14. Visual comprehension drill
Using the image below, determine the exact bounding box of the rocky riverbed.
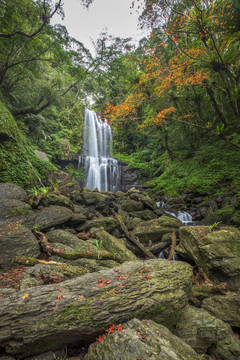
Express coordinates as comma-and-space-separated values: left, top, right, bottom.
0, 180, 240, 360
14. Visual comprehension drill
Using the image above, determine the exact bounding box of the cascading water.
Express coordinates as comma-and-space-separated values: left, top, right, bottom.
156, 201, 193, 225
79, 109, 120, 192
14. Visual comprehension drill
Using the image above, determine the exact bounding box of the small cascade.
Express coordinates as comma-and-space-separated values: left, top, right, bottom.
156, 201, 193, 225
79, 109, 120, 192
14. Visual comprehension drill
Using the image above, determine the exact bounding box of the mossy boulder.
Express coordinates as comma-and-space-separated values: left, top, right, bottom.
46, 229, 98, 253
46, 229, 84, 249
0, 198, 36, 228
132, 209, 157, 221
76, 217, 118, 233
179, 226, 240, 290
210, 334, 240, 360
0, 220, 40, 269
84, 318, 201, 360
0, 183, 27, 201
41, 194, 74, 211
72, 190, 111, 215
120, 199, 144, 213
174, 306, 234, 355
34, 205, 73, 231
132, 215, 182, 246
202, 293, 240, 328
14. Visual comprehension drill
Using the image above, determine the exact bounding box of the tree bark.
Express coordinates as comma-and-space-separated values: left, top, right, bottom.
0, 260, 193, 358
33, 229, 125, 264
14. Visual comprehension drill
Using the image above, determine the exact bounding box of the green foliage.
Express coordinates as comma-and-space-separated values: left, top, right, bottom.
208, 221, 222, 232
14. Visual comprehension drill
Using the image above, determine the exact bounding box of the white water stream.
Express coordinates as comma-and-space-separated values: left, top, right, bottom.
156, 201, 193, 225
79, 109, 120, 192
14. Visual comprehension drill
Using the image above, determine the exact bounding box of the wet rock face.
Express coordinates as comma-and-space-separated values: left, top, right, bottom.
120, 163, 142, 192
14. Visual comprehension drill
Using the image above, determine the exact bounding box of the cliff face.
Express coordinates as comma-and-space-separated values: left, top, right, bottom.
120, 162, 142, 192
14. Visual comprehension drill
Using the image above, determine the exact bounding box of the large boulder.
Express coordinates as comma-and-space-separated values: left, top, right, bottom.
34, 205, 73, 231
46, 170, 81, 198
72, 190, 112, 216
0, 199, 36, 228
179, 226, 240, 290
120, 199, 144, 213
40, 194, 74, 211
84, 318, 201, 360
132, 209, 157, 221
132, 216, 182, 246
202, 293, 240, 328
0, 183, 27, 202
174, 306, 236, 356
0, 220, 40, 269
76, 217, 118, 233
46, 229, 85, 249
0, 259, 193, 358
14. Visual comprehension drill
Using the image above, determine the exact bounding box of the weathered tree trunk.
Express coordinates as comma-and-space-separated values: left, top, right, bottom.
33, 229, 125, 264
0, 260, 193, 358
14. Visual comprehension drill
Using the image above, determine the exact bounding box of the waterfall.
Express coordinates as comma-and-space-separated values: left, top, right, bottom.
79, 109, 120, 192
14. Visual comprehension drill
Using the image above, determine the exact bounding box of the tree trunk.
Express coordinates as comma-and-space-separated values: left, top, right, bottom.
0, 260, 193, 358
34, 229, 125, 264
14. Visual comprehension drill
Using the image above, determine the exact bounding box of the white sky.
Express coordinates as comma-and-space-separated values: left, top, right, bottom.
53, 0, 147, 54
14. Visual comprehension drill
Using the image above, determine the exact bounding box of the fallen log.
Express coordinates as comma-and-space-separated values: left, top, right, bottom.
115, 213, 156, 259
33, 229, 124, 264
0, 259, 193, 358
13, 256, 60, 267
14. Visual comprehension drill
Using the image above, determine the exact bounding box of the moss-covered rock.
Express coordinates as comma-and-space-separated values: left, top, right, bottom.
0, 219, 40, 269
76, 217, 118, 233
0, 199, 36, 228
84, 318, 201, 360
174, 306, 233, 354
120, 199, 144, 212
202, 293, 240, 327
34, 205, 73, 231
40, 194, 74, 211
46, 229, 98, 253
0, 183, 27, 201
210, 334, 240, 360
179, 226, 240, 290
132, 215, 182, 246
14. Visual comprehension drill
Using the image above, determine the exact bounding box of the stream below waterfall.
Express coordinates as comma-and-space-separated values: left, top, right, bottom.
78, 109, 120, 192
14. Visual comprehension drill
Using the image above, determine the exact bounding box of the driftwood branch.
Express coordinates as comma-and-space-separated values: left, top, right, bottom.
115, 213, 156, 259
167, 232, 177, 261
13, 256, 62, 267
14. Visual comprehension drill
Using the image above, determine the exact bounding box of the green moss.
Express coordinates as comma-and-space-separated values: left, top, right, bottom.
0, 100, 56, 188
58, 303, 94, 327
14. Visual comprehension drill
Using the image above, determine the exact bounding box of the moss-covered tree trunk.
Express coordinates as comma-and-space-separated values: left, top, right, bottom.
0, 260, 193, 358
